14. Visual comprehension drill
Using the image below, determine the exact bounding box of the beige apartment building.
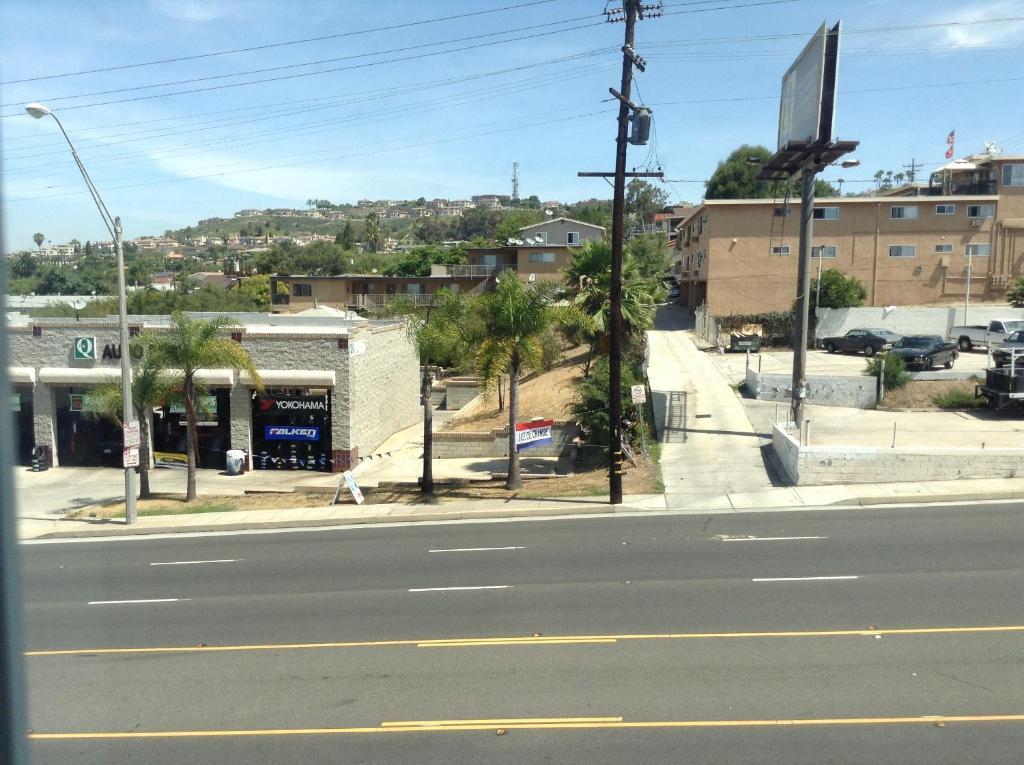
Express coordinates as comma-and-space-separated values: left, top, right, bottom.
676, 153, 1024, 317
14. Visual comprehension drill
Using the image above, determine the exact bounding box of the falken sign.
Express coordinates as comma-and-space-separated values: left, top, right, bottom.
264, 425, 321, 442
514, 419, 554, 452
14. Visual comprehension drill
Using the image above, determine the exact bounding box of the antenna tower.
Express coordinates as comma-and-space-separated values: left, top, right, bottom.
511, 161, 520, 202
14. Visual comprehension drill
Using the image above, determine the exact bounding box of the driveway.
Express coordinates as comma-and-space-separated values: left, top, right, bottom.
646, 305, 776, 507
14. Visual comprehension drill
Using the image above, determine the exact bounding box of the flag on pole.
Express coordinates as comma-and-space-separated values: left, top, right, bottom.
945, 129, 955, 159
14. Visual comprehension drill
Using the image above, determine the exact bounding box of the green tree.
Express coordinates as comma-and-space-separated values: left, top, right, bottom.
383, 246, 465, 277
567, 200, 613, 232
570, 356, 644, 453
364, 212, 383, 253
563, 240, 663, 373
339, 221, 355, 249
626, 179, 669, 227
139, 313, 263, 501
705, 145, 776, 199
32, 232, 45, 251
468, 274, 583, 489
11, 253, 37, 278
625, 234, 671, 279
85, 359, 175, 499
1007, 277, 1024, 307
494, 209, 545, 242
812, 268, 868, 311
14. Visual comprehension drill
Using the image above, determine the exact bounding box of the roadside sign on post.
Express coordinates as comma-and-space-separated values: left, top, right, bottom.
631, 385, 646, 404
123, 421, 141, 449
123, 447, 140, 468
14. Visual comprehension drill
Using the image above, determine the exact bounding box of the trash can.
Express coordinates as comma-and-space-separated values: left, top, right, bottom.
729, 334, 761, 352
225, 449, 246, 476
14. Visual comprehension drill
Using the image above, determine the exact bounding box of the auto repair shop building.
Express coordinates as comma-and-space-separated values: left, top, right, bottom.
6, 312, 419, 472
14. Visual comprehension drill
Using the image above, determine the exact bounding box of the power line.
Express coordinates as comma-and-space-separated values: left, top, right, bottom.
0, 0, 563, 85
0, 16, 608, 114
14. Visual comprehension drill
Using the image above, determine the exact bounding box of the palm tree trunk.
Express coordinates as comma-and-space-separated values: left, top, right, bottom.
138, 409, 152, 500
505, 352, 522, 490
421, 369, 433, 494
184, 376, 198, 502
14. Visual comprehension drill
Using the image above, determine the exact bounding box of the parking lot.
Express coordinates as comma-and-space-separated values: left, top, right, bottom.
710, 346, 991, 382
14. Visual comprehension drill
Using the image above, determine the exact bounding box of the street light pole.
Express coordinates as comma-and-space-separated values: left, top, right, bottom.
25, 102, 137, 524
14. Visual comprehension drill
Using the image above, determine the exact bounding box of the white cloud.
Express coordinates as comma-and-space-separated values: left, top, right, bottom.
148, 0, 239, 23
938, 1, 1024, 47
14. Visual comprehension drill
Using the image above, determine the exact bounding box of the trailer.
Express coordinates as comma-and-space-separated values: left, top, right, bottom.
978, 347, 1024, 410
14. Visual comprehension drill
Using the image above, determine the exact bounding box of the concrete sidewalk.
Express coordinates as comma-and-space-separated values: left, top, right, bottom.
647, 305, 776, 508
19, 477, 1024, 540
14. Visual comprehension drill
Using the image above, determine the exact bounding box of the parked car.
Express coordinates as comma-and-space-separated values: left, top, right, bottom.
820, 328, 898, 357
949, 319, 1024, 351
888, 335, 958, 369
993, 330, 1024, 368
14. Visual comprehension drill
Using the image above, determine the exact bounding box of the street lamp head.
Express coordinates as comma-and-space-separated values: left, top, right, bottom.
25, 102, 52, 119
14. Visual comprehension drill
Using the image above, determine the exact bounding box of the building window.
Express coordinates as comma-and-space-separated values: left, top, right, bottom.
890, 205, 918, 220
934, 243, 954, 254
528, 252, 556, 263
813, 207, 839, 220
292, 283, 312, 297
888, 244, 916, 258
533, 231, 548, 244
1002, 164, 1024, 187
406, 284, 423, 294
773, 206, 791, 217
811, 245, 838, 259
967, 204, 995, 218
772, 245, 790, 256
935, 204, 956, 215
965, 243, 992, 257
567, 231, 581, 245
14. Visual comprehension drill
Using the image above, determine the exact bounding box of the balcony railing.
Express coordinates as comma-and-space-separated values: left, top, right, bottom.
439, 264, 496, 278
352, 293, 435, 309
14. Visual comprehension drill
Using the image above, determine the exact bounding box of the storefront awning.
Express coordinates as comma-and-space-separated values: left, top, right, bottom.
9, 367, 35, 384
39, 367, 121, 384
239, 370, 336, 387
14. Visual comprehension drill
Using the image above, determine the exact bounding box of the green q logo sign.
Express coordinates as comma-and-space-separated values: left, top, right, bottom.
73, 337, 96, 360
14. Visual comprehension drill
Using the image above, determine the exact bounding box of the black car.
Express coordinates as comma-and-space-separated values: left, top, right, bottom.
821, 328, 899, 357
993, 330, 1024, 368
888, 335, 958, 369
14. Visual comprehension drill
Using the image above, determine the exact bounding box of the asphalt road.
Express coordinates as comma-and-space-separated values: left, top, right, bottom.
19, 503, 1024, 764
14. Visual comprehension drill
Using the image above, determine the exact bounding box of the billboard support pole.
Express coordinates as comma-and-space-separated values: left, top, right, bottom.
792, 161, 816, 428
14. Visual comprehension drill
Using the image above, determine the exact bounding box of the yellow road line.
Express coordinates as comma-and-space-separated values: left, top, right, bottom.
29, 714, 1024, 740
380, 717, 623, 727
25, 624, 1024, 658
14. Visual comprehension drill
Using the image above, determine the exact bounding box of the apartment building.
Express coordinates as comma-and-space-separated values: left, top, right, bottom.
676, 152, 1024, 317
466, 217, 606, 282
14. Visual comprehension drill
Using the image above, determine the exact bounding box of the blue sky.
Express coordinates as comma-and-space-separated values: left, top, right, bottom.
2, 0, 1024, 251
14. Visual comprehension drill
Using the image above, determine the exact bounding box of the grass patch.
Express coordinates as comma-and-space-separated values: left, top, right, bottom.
933, 389, 987, 410
140, 502, 236, 517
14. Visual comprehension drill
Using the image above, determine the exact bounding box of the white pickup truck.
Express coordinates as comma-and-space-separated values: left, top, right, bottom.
949, 319, 1024, 351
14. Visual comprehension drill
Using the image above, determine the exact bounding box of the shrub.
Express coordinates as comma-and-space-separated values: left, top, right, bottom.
570, 357, 646, 452
933, 389, 986, 409
864, 352, 910, 390
539, 328, 563, 371
1008, 277, 1024, 308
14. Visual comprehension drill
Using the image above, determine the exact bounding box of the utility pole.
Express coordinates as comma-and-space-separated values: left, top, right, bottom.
578, 2, 660, 505
964, 247, 973, 325
902, 157, 922, 184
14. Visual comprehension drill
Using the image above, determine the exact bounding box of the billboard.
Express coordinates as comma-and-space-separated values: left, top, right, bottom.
777, 22, 840, 149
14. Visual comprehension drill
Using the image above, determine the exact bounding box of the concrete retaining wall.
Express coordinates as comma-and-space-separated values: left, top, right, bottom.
746, 367, 877, 409
433, 421, 577, 458
443, 378, 481, 410
772, 424, 1024, 486
816, 305, 1024, 342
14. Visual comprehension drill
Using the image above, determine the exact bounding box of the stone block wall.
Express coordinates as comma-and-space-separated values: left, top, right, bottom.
747, 368, 877, 409
432, 421, 577, 459
772, 424, 1024, 486
444, 378, 480, 410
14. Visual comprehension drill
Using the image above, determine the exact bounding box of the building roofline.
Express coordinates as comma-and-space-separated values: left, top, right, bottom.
519, 217, 605, 232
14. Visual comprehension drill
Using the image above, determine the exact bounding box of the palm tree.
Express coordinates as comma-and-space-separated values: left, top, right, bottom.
32, 232, 45, 252
375, 291, 472, 494
140, 312, 263, 501
873, 170, 885, 189
85, 359, 175, 500
469, 273, 583, 489
563, 240, 662, 373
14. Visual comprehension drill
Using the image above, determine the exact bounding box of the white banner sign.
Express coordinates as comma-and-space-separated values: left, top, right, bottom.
123, 447, 140, 468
